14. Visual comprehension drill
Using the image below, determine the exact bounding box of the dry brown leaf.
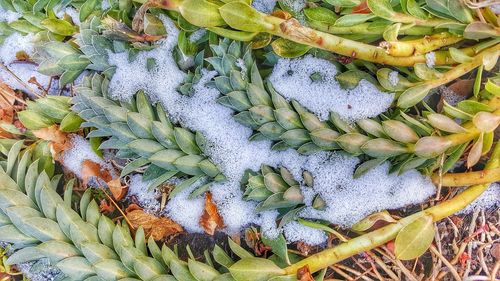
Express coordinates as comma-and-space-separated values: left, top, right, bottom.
34, 126, 115, 186
199, 192, 224, 235
448, 79, 474, 98
33, 125, 71, 160
0, 83, 18, 138
107, 178, 128, 201
297, 265, 314, 281
80, 159, 113, 186
126, 207, 183, 240
0, 82, 16, 109
99, 199, 115, 213
15, 51, 29, 62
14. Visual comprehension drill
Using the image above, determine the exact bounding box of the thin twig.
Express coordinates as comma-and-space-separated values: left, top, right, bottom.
430, 245, 462, 281
101, 188, 134, 229
0, 63, 42, 98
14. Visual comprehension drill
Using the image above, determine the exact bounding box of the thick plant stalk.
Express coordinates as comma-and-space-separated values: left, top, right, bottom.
134, 0, 468, 66
379, 33, 463, 57
432, 167, 500, 186
227, 9, 453, 66
307, 22, 433, 37
282, 142, 500, 275
398, 42, 500, 107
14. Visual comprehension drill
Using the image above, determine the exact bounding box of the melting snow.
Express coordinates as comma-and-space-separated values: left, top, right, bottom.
127, 175, 161, 213
106, 16, 436, 245
0, 33, 36, 64
0, 7, 21, 23
61, 135, 113, 180
269, 56, 394, 122
0, 32, 50, 94
458, 183, 500, 214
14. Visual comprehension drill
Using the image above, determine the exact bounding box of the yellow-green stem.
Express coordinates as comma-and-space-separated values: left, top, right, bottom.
283, 143, 500, 275
432, 167, 500, 186
263, 16, 455, 66
308, 22, 433, 36
426, 43, 500, 89
380, 33, 463, 57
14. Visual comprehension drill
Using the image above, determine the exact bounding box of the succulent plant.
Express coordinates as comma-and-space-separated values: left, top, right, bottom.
0, 140, 297, 281
17, 95, 83, 132
35, 16, 115, 86
0, 1, 79, 43
243, 165, 326, 224
72, 73, 224, 195
184, 39, 500, 177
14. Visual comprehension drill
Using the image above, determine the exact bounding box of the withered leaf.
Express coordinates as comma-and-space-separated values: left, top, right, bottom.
297, 265, 314, 281
126, 207, 183, 240
107, 178, 128, 201
0, 82, 16, 109
33, 125, 71, 160
80, 159, 113, 186
99, 199, 115, 213
200, 192, 224, 235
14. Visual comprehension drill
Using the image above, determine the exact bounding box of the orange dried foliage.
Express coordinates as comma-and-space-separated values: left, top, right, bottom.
297, 265, 314, 281
126, 204, 183, 240
107, 178, 128, 201
99, 199, 115, 213
0, 83, 19, 138
33, 126, 117, 187
200, 192, 224, 235
33, 125, 71, 160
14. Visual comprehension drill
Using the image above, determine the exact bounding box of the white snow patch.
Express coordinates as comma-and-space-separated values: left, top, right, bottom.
425, 52, 436, 68
0, 33, 35, 64
107, 17, 436, 244
61, 135, 112, 179
298, 153, 436, 227
56, 7, 81, 26
127, 175, 161, 213
389, 71, 399, 87
189, 29, 207, 43
252, 0, 278, 13
0, 7, 21, 23
0, 63, 50, 95
283, 221, 327, 246
458, 183, 500, 214
107, 15, 186, 101
259, 211, 280, 239
269, 55, 394, 122
162, 178, 205, 233
0, 33, 49, 94
101, 0, 111, 10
